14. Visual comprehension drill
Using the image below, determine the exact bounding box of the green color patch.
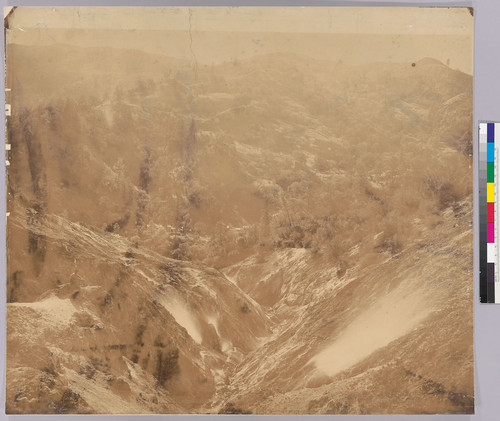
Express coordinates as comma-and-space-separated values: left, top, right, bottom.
488, 162, 495, 182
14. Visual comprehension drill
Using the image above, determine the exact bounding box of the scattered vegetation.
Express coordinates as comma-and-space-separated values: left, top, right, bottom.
136, 147, 152, 228
7, 270, 24, 303
6, 43, 473, 415
54, 389, 85, 414
218, 402, 252, 414
135, 324, 147, 347
240, 303, 250, 314
154, 348, 180, 387
105, 213, 130, 233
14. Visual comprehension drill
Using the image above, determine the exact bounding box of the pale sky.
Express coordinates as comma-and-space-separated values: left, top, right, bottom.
5, 7, 473, 73
5, 6, 473, 35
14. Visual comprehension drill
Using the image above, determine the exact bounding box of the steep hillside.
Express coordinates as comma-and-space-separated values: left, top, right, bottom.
6, 44, 473, 414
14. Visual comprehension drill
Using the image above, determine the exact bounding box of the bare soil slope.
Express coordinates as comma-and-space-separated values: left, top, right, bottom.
6, 44, 473, 414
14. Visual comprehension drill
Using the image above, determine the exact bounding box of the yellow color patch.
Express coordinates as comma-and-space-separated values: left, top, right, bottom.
487, 183, 495, 202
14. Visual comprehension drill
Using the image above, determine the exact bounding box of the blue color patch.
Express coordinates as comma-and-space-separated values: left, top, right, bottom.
488, 142, 495, 162
488, 122, 495, 142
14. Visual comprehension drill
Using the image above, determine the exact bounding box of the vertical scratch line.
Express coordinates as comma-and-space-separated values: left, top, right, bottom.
188, 8, 198, 81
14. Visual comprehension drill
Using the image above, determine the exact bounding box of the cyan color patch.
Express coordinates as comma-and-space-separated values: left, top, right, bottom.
488, 142, 495, 162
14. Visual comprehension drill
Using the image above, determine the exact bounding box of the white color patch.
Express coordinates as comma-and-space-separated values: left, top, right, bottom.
487, 243, 496, 263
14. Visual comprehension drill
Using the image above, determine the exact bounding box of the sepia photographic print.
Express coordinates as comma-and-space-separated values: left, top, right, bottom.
5, 6, 473, 414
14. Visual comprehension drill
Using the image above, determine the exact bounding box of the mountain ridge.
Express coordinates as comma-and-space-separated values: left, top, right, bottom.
6, 43, 473, 414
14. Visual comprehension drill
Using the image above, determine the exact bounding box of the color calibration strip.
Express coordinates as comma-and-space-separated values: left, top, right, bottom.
479, 122, 499, 303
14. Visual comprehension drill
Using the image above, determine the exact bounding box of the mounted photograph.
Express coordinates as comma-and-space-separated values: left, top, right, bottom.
5, 6, 474, 414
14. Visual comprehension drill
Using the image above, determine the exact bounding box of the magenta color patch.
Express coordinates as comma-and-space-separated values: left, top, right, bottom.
488, 222, 495, 243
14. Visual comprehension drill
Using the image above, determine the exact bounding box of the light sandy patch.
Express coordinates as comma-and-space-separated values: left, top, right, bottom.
160, 296, 202, 344
9, 295, 77, 327
310, 286, 433, 377
64, 367, 140, 414
206, 314, 233, 352
206, 315, 220, 335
